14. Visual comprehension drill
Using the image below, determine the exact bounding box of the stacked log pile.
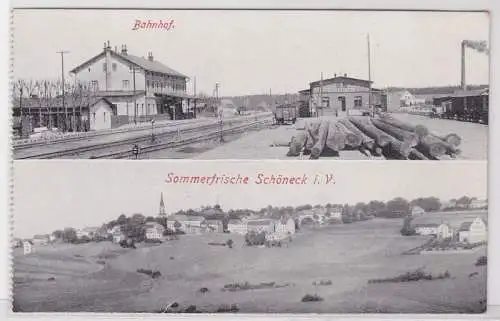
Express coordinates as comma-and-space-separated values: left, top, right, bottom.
286, 114, 462, 160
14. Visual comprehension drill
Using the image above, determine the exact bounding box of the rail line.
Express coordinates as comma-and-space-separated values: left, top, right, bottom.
13, 112, 273, 149
16, 117, 272, 159
94, 119, 273, 159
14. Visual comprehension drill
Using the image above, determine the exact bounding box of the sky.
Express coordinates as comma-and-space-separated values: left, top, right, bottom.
12, 9, 490, 96
13, 160, 487, 238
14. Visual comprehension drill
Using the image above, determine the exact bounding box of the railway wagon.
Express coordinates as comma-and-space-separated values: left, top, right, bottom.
433, 89, 489, 124
274, 104, 298, 125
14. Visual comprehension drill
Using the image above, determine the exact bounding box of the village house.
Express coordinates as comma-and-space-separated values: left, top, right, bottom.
458, 217, 487, 244
414, 223, 438, 236
32, 234, 50, 246
436, 223, 454, 240
23, 240, 33, 255
144, 222, 165, 240
205, 219, 224, 233
247, 219, 276, 234
11, 238, 22, 248
274, 217, 296, 235
411, 206, 425, 216
327, 206, 343, 222
76, 227, 99, 240
166, 214, 189, 231
107, 225, 124, 244
227, 219, 248, 235
70, 41, 197, 124
469, 199, 488, 209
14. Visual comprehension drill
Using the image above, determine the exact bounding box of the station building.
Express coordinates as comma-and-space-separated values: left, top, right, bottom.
307, 74, 382, 117
70, 41, 199, 123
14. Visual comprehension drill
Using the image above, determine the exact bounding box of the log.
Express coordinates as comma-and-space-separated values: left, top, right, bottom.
379, 114, 461, 147
335, 121, 362, 148
304, 121, 320, 151
409, 148, 430, 160
338, 118, 375, 150
371, 118, 419, 148
325, 121, 346, 152
386, 139, 413, 159
286, 131, 307, 156
441, 133, 461, 148
348, 117, 392, 147
310, 120, 329, 159
416, 135, 447, 158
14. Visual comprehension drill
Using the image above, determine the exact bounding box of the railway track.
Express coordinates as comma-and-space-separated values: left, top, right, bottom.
13, 112, 273, 149
16, 118, 272, 159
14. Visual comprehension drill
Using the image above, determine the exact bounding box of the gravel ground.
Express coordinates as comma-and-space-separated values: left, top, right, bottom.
195, 114, 488, 160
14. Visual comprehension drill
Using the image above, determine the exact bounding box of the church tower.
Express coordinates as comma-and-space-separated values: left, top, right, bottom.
159, 192, 166, 217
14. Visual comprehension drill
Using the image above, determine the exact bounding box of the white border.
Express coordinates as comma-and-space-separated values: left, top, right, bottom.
3, 0, 500, 319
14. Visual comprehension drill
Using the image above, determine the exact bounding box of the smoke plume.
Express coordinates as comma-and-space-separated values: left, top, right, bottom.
463, 40, 490, 55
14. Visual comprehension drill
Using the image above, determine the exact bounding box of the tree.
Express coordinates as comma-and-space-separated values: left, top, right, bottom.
131, 213, 146, 225
174, 221, 181, 230
117, 214, 127, 225
226, 239, 233, 249
367, 200, 386, 215
400, 215, 416, 236
145, 216, 155, 222
52, 230, 64, 240
456, 196, 472, 207
385, 197, 410, 217
410, 197, 441, 212
62, 228, 77, 243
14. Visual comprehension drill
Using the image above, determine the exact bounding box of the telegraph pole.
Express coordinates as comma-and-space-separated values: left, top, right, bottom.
57, 50, 69, 131
215, 82, 223, 142
131, 65, 138, 124
367, 34, 373, 115
193, 76, 197, 118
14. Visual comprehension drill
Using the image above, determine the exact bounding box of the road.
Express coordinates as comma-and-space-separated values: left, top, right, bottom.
195, 114, 488, 160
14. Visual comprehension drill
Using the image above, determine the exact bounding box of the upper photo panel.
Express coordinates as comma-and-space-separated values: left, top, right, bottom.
12, 10, 489, 160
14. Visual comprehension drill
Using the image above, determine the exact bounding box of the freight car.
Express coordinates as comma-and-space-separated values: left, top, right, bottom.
433, 89, 488, 124
274, 104, 298, 125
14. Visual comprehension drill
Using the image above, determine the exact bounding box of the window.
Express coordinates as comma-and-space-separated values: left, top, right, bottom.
91, 80, 99, 90
354, 96, 363, 107
147, 80, 150, 88
103, 112, 106, 122
112, 63, 117, 71
93, 112, 96, 120
321, 97, 330, 108
122, 80, 130, 89
102, 63, 107, 72
88, 68, 91, 72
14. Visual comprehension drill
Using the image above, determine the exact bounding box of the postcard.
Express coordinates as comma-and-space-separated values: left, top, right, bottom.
11, 9, 489, 160
11, 160, 488, 313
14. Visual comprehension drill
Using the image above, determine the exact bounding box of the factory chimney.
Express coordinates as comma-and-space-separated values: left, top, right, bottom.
461, 40, 466, 91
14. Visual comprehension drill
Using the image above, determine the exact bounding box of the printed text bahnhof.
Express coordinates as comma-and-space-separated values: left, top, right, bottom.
165, 173, 335, 185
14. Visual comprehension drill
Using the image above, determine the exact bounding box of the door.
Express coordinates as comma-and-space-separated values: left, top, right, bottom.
338, 96, 347, 117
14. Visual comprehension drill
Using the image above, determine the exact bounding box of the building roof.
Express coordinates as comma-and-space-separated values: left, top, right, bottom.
458, 221, 473, 231
206, 219, 223, 224
247, 219, 274, 226
70, 48, 188, 78
309, 76, 373, 87
414, 223, 439, 228
169, 214, 189, 221
186, 215, 205, 222
82, 227, 99, 233
228, 219, 244, 225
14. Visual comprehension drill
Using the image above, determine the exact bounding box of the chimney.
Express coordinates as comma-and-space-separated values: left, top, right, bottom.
461, 40, 466, 91
121, 44, 128, 55
107, 40, 111, 50
103, 42, 107, 51
114, 46, 117, 52
148, 51, 154, 61
344, 73, 347, 77
334, 73, 337, 77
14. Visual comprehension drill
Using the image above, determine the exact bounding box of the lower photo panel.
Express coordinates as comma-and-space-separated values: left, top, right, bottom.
11, 160, 487, 314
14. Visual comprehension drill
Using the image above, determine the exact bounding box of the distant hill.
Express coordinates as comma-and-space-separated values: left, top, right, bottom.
386, 84, 488, 95
221, 94, 300, 111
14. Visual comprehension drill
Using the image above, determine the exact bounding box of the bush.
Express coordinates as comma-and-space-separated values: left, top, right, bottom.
199, 287, 209, 293
476, 256, 487, 266
184, 305, 198, 313
301, 294, 324, 302
137, 268, 162, 279
368, 268, 450, 284
245, 231, 266, 246
145, 239, 163, 244
216, 304, 239, 313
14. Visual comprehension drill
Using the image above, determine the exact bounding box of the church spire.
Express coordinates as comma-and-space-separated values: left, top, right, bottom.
159, 192, 166, 217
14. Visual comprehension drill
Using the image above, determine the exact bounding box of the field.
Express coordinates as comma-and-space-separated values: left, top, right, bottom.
13, 218, 486, 313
